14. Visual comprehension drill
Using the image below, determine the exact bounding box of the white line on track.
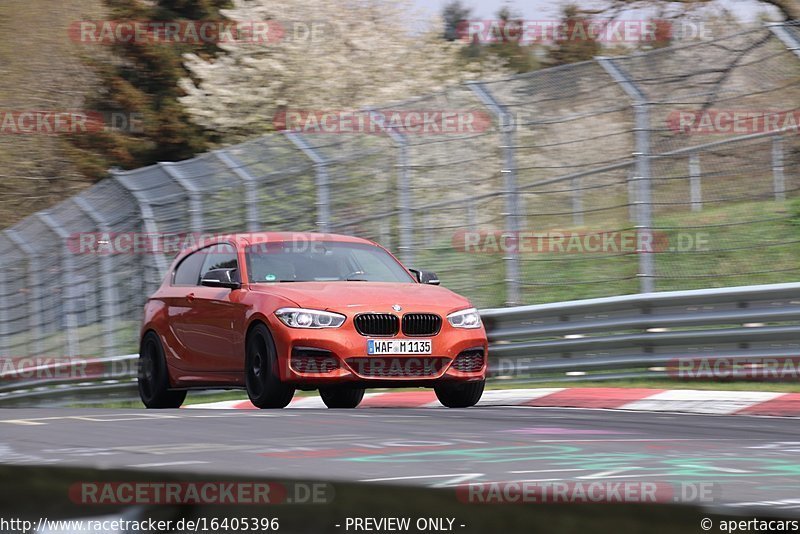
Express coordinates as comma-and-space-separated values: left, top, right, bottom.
360, 473, 484, 487
128, 460, 210, 468
509, 468, 588, 474
536, 438, 746, 443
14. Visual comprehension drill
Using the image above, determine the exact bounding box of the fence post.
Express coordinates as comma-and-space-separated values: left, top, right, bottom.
467, 198, 477, 231
113, 169, 169, 281
74, 197, 119, 358
627, 167, 637, 222
571, 177, 584, 226
772, 135, 786, 201
216, 149, 260, 233
4, 229, 44, 356
598, 57, 655, 293
366, 110, 414, 265
767, 22, 800, 59
767, 20, 800, 203
468, 82, 521, 306
0, 260, 8, 355
396, 139, 413, 264
37, 212, 80, 358
284, 132, 331, 233
689, 153, 702, 212
161, 162, 204, 233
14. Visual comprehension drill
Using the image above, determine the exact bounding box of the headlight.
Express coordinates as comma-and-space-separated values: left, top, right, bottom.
275, 308, 346, 328
447, 307, 481, 329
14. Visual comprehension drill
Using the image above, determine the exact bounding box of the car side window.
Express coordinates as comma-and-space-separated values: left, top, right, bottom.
199, 243, 239, 281
173, 250, 206, 286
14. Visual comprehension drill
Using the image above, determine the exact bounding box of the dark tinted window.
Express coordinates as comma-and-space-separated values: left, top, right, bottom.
173, 250, 205, 286
199, 243, 239, 280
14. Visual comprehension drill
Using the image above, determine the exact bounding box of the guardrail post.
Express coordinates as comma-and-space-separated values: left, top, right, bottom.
74, 197, 119, 358
37, 212, 80, 358
366, 110, 414, 265
689, 153, 702, 212
284, 132, 331, 233
772, 135, 786, 201
598, 57, 655, 293
468, 82, 522, 305
161, 162, 204, 233
4, 229, 44, 356
216, 149, 260, 233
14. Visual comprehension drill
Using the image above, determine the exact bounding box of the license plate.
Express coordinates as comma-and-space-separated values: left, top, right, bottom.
367, 339, 432, 355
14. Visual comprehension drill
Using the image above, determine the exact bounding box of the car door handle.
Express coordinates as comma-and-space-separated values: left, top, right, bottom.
186, 293, 195, 303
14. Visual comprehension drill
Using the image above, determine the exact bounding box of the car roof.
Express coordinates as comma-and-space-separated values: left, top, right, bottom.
235, 232, 374, 246
168, 232, 381, 266
177, 232, 375, 254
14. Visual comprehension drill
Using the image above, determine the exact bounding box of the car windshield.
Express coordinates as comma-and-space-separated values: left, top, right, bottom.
245, 241, 416, 283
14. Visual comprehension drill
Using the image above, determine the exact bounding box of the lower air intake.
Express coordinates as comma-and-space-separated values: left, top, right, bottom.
346, 357, 448, 378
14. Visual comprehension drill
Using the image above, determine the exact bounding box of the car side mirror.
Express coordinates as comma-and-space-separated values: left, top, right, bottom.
409, 269, 440, 285
201, 268, 241, 289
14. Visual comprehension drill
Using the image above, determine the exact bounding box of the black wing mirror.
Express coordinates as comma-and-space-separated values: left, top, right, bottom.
409, 269, 440, 285
201, 268, 241, 289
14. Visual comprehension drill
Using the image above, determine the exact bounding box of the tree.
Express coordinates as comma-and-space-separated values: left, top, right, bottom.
180, 0, 509, 142
485, 7, 539, 73
547, 5, 601, 66
449, 5, 539, 74
67, 0, 229, 180
581, 0, 799, 21
442, 0, 472, 41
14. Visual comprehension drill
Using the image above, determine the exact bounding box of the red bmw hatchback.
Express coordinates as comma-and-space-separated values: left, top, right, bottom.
138, 232, 487, 409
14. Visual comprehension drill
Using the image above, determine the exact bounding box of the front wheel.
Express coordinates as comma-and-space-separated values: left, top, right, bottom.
434, 380, 484, 408
245, 323, 295, 409
319, 387, 365, 408
138, 331, 186, 409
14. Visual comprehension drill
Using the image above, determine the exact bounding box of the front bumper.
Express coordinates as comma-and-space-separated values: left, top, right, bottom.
268, 317, 487, 386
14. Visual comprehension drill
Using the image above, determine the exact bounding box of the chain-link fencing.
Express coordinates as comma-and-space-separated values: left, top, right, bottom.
1, 23, 799, 358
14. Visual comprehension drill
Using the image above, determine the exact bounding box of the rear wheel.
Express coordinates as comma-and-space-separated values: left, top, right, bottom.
138, 331, 186, 409
319, 387, 366, 408
434, 380, 484, 408
245, 323, 295, 409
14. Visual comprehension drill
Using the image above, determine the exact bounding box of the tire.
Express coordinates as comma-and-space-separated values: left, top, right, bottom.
245, 323, 295, 409
434, 380, 485, 408
319, 386, 365, 409
138, 331, 186, 409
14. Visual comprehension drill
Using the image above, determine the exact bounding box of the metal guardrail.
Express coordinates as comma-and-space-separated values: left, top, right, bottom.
3, 23, 800, 368
482, 281, 800, 381
2, 282, 799, 405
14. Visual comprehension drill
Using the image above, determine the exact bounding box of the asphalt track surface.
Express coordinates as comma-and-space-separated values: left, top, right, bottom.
2, 406, 800, 514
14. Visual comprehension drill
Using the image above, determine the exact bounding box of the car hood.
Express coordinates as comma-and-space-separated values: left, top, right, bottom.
248, 281, 472, 314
